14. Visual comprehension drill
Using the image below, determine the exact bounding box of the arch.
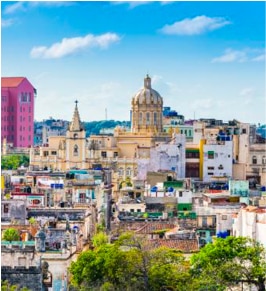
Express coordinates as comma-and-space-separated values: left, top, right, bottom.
146, 112, 150, 125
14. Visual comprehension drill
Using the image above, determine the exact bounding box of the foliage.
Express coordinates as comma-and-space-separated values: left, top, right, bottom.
2, 228, 20, 242
84, 120, 130, 137
1, 154, 29, 170
69, 232, 191, 291
1, 280, 30, 291
92, 232, 108, 248
191, 236, 266, 291
28, 217, 37, 225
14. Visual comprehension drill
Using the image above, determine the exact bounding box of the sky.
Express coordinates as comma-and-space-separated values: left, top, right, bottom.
1, 1, 266, 124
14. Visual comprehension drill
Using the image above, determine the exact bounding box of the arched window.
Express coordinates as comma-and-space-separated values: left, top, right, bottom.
74, 145, 78, 156
139, 112, 143, 125
153, 112, 157, 125
262, 156, 266, 165
146, 112, 150, 125
252, 156, 257, 164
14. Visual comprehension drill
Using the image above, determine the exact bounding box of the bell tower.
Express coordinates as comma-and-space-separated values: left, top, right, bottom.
65, 101, 86, 169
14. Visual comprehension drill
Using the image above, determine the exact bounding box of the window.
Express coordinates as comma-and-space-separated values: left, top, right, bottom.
43, 151, 49, 157
218, 164, 224, 170
222, 215, 227, 220
3, 204, 9, 213
252, 156, 257, 164
263, 156, 266, 165
208, 172, 214, 175
179, 191, 183, 197
28, 135, 31, 141
20, 92, 27, 102
242, 128, 247, 134
146, 112, 150, 125
130, 209, 134, 213
154, 112, 157, 124
126, 167, 132, 177
74, 145, 78, 156
139, 112, 143, 125
207, 166, 215, 170
29, 107, 31, 113
114, 152, 118, 158
118, 168, 124, 176
51, 151, 57, 155
28, 116, 31, 122
208, 151, 214, 159
101, 151, 107, 158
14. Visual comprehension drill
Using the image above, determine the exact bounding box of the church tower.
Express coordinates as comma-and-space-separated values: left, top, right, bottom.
131, 75, 163, 134
65, 101, 86, 169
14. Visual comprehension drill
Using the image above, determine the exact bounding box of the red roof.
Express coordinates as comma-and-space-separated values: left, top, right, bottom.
1, 77, 26, 88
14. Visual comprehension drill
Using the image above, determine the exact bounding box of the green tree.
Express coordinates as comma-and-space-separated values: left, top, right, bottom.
2, 228, 20, 242
69, 232, 191, 291
1, 280, 30, 291
1, 154, 29, 170
191, 236, 266, 291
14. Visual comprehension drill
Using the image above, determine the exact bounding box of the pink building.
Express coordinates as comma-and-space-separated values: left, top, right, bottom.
1, 77, 36, 148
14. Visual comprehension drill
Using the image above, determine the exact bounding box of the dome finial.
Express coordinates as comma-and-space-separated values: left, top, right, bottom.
144, 74, 151, 89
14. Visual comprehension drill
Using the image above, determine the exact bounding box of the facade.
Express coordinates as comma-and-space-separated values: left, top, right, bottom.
30, 76, 187, 185
1, 77, 36, 148
232, 206, 266, 247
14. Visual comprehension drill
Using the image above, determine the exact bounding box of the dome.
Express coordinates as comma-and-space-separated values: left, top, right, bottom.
133, 75, 163, 105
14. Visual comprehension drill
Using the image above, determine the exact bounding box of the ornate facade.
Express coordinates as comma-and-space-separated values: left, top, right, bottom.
29, 76, 185, 183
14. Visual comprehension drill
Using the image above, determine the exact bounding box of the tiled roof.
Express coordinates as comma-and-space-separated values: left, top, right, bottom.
1, 77, 25, 88
135, 222, 176, 234
118, 221, 176, 234
146, 238, 199, 253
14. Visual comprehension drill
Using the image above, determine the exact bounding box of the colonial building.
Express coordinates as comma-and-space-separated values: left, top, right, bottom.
29, 76, 186, 185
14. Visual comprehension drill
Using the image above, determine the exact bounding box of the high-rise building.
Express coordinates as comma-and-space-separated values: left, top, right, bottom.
1, 77, 36, 148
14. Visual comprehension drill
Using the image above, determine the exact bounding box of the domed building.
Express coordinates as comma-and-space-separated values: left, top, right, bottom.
131, 74, 163, 134
29, 75, 185, 181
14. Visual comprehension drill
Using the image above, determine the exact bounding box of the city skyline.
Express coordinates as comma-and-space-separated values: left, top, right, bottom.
1, 1, 265, 124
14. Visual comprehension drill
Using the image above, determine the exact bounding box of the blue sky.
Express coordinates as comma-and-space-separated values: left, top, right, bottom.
1, 1, 265, 124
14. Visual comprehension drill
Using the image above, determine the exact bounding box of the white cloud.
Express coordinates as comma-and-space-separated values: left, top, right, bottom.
212, 48, 265, 63
30, 33, 121, 59
3, 1, 74, 14
240, 87, 255, 97
212, 49, 247, 63
3, 2, 26, 14
1, 18, 14, 27
252, 54, 265, 62
159, 15, 231, 35
112, 1, 151, 8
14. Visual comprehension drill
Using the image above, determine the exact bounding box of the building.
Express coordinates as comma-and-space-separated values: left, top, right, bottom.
30, 75, 187, 185
1, 77, 36, 148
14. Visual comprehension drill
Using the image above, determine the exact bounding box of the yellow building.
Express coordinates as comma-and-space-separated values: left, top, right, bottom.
30, 76, 172, 182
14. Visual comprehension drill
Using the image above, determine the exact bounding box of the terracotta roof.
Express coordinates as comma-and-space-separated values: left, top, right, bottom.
146, 238, 199, 253
118, 221, 176, 234
1, 77, 25, 88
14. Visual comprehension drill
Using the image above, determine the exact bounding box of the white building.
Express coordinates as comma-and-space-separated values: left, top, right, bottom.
232, 206, 266, 247
203, 140, 233, 182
